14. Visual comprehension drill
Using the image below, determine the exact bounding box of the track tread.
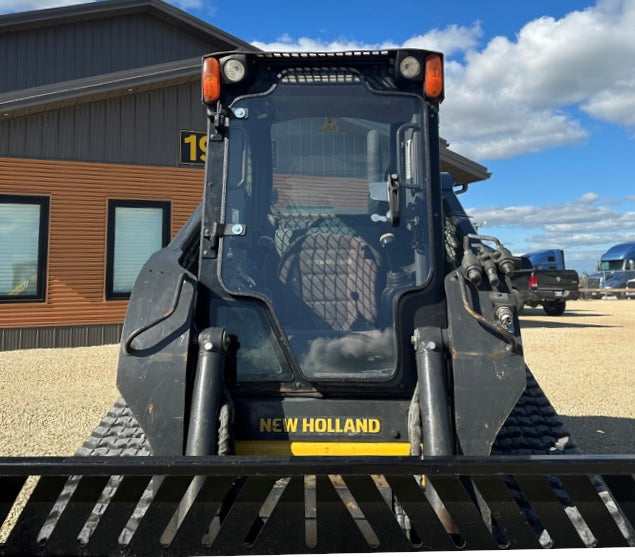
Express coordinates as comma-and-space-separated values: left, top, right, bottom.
76, 398, 152, 457
493, 367, 578, 456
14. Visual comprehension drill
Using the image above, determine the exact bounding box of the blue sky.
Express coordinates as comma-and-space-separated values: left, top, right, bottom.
2, 0, 634, 274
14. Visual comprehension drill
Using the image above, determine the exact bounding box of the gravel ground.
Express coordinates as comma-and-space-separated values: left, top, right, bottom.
0, 345, 119, 456
0, 299, 633, 456
519, 298, 634, 454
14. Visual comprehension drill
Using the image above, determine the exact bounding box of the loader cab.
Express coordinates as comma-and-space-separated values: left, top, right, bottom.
200, 51, 445, 390
119, 50, 527, 458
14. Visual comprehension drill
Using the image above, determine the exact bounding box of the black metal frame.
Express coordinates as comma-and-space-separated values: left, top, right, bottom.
1, 455, 633, 555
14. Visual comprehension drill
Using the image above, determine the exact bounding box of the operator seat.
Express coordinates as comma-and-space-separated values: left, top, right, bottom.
278, 222, 382, 331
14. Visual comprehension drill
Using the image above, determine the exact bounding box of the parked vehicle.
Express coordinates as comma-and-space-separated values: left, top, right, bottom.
511, 250, 580, 316
626, 277, 635, 299
523, 248, 566, 270
586, 242, 635, 298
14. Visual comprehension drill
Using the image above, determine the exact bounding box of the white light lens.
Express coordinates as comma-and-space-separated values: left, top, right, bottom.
399, 56, 422, 79
223, 59, 246, 83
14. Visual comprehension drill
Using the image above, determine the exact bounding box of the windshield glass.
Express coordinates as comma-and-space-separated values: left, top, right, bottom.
219, 81, 428, 381
600, 260, 624, 271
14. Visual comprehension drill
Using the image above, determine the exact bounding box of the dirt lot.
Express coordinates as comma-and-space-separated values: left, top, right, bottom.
0, 299, 633, 456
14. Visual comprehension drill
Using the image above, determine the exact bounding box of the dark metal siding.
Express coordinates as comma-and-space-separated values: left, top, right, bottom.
0, 13, 226, 94
0, 324, 123, 350
0, 81, 205, 166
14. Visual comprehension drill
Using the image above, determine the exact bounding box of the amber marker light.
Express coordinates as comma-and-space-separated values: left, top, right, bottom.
424, 54, 444, 100
202, 57, 221, 103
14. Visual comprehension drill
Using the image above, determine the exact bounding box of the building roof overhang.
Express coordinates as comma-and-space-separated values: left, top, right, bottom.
440, 139, 491, 185
0, 0, 255, 51
0, 58, 202, 117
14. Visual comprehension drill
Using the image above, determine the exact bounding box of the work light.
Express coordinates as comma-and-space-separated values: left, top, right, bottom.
222, 58, 246, 83
399, 55, 422, 79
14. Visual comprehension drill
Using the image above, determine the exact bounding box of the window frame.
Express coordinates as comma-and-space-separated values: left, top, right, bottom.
105, 199, 171, 300
0, 194, 50, 303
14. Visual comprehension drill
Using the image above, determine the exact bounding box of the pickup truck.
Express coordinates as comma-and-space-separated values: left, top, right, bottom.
511, 256, 580, 316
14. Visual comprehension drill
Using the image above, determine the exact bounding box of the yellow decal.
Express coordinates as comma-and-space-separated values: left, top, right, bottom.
259, 417, 381, 434
236, 440, 409, 457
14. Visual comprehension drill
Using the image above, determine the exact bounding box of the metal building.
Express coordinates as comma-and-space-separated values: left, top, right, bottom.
0, 0, 489, 350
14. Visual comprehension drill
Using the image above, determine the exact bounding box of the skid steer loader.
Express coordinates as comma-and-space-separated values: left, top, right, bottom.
1, 49, 633, 555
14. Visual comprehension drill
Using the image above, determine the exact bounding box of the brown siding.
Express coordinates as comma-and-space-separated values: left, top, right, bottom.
0, 157, 203, 329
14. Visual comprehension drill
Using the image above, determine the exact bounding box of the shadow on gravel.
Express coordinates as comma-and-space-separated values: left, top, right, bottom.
560, 415, 635, 454
520, 307, 609, 318
561, 311, 610, 318
518, 319, 616, 329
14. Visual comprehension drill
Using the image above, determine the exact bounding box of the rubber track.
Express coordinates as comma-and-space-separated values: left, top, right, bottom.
493, 367, 577, 456
75, 398, 152, 457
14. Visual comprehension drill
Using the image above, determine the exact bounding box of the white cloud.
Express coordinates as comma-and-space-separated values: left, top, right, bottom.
168, 0, 206, 10
581, 79, 635, 127
391, 23, 484, 56
251, 34, 375, 53
252, 1, 635, 160
577, 192, 601, 204
251, 22, 483, 56
0, 0, 89, 12
441, 0, 635, 159
528, 231, 635, 248
466, 193, 635, 270
444, 103, 588, 159
467, 192, 635, 273
467, 194, 635, 230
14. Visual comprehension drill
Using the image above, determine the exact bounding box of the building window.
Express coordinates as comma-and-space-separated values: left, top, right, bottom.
0, 195, 49, 303
106, 200, 171, 300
